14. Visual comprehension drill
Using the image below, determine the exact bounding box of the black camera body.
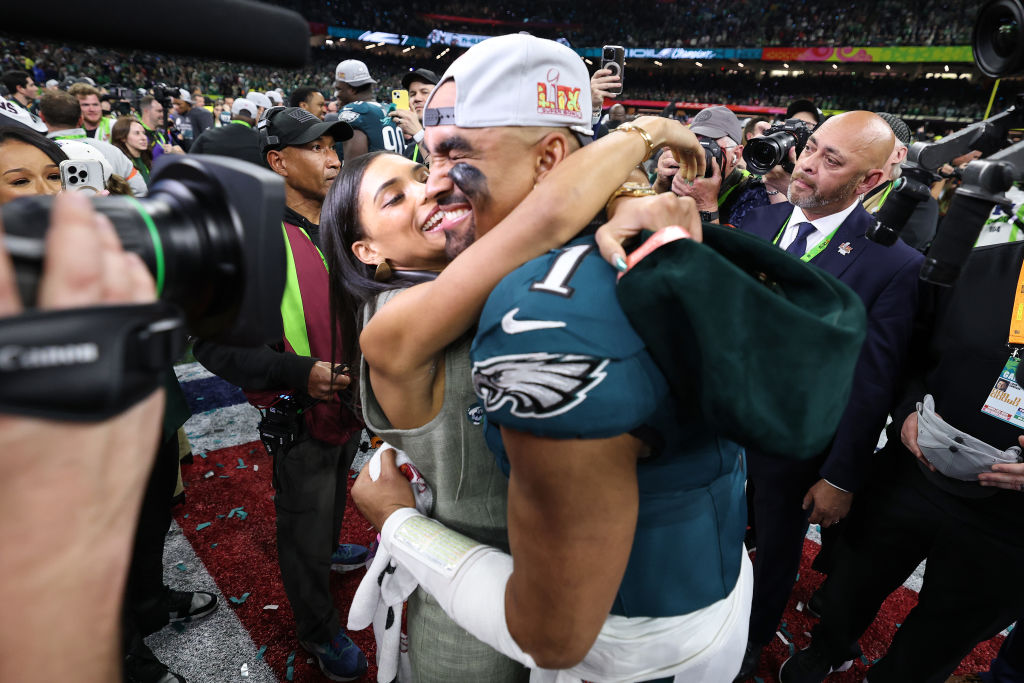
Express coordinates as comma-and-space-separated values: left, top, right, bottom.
258, 394, 311, 457
698, 136, 724, 178
743, 118, 815, 176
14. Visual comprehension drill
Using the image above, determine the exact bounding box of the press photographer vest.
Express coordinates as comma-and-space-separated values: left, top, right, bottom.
244, 220, 361, 446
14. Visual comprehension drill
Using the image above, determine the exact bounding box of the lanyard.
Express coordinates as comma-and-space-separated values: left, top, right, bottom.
52, 133, 86, 140
772, 215, 842, 263
231, 120, 253, 129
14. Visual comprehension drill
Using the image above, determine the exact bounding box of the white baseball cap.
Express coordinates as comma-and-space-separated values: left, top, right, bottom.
423, 33, 592, 137
45, 79, 58, 88
266, 90, 283, 105
245, 91, 272, 110
231, 98, 258, 118
334, 59, 376, 87
176, 88, 193, 104
0, 95, 47, 133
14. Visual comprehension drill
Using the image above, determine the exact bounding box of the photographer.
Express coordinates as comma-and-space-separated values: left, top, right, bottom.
192, 107, 368, 682
138, 96, 184, 159
653, 105, 750, 224
0, 192, 164, 683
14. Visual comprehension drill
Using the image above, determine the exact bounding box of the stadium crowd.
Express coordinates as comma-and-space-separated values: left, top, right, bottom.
2, 2, 1024, 683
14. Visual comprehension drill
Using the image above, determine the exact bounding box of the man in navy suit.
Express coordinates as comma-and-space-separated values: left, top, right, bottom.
732, 111, 924, 681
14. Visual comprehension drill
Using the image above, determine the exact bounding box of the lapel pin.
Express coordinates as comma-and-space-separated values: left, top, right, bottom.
838, 242, 852, 256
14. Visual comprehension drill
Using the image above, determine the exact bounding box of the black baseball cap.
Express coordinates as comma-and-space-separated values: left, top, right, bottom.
258, 106, 352, 155
401, 69, 440, 89
786, 99, 823, 124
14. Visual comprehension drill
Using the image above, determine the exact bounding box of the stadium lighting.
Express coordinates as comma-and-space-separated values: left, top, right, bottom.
944, 64, 950, 72
738, 62, 744, 67
695, 61, 703, 67
886, 64, 891, 70
365, 44, 375, 50
783, 62, 789, 68
402, 46, 414, 53
339, 38, 346, 42
654, 60, 663, 66
584, 58, 593, 65
832, 63, 838, 69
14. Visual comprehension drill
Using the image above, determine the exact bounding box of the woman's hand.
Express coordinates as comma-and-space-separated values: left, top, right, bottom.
595, 192, 702, 270
631, 116, 703, 183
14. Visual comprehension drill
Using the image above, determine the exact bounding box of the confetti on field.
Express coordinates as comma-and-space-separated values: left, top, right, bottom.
253, 465, 258, 471
286, 651, 296, 665
256, 646, 267, 659
228, 507, 248, 520
796, 601, 804, 612
196, 522, 212, 531
286, 666, 294, 681
240, 663, 249, 677
211, 543, 218, 548
216, 463, 225, 468
263, 604, 279, 610
176, 563, 188, 572
198, 452, 207, 459
237, 458, 247, 469
219, 475, 231, 479
204, 471, 215, 478
777, 630, 790, 646
228, 592, 251, 604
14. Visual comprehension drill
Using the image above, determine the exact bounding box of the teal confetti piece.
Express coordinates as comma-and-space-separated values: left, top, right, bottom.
219, 475, 230, 479
183, 513, 189, 519
229, 592, 251, 605
210, 543, 218, 548
861, 655, 870, 664
199, 452, 207, 459
896, 623, 901, 628
217, 514, 226, 519
236, 510, 248, 520
788, 642, 795, 656
237, 458, 247, 469
257, 645, 267, 659
286, 665, 294, 681
196, 522, 211, 531
176, 563, 188, 572
216, 463, 225, 468
286, 651, 296, 665
755, 678, 765, 683
196, 396, 204, 400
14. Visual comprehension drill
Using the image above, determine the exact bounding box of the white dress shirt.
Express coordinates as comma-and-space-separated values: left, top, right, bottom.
778, 201, 860, 256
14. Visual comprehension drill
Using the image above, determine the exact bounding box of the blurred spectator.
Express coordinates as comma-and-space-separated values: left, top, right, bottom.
111, 116, 154, 187
2, 70, 39, 114
170, 88, 213, 150
786, 99, 824, 126
334, 58, 405, 158
189, 98, 263, 167
392, 67, 437, 164
67, 82, 113, 142
138, 95, 184, 160
245, 90, 272, 120
290, 85, 327, 119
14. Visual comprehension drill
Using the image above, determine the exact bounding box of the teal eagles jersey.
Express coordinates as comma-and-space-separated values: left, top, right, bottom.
338, 100, 406, 155
470, 235, 747, 618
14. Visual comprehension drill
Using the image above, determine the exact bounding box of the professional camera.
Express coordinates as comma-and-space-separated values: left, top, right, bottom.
742, 118, 814, 176
697, 136, 724, 178
973, 0, 1024, 77
0, 155, 287, 419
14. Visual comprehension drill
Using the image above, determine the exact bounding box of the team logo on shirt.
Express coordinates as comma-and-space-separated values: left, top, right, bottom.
472, 352, 609, 419
339, 109, 359, 123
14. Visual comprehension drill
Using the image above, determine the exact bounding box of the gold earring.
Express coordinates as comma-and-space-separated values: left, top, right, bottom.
373, 260, 393, 282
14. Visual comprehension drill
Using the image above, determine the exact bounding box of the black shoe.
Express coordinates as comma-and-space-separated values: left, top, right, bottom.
124, 636, 187, 683
733, 642, 763, 681
165, 589, 218, 623
779, 644, 854, 683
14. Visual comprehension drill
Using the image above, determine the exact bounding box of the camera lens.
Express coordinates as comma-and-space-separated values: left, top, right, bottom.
973, 0, 1024, 77
3, 156, 288, 346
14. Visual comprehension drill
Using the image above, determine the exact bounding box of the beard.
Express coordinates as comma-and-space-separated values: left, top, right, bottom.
443, 219, 477, 260
788, 173, 862, 211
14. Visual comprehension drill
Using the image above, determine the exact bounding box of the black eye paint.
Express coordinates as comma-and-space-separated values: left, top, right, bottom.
450, 162, 488, 208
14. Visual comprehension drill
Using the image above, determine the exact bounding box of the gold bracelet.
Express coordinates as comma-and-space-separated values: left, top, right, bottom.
605, 182, 656, 214
611, 123, 656, 162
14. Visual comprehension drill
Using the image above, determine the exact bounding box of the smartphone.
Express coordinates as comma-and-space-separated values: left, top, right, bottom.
391, 89, 410, 111
59, 159, 105, 194
601, 45, 625, 95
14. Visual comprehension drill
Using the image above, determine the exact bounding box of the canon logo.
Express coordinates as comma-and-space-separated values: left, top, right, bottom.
0, 343, 100, 371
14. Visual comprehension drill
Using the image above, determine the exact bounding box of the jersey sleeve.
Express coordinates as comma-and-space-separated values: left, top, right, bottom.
470, 238, 668, 440
339, 103, 375, 139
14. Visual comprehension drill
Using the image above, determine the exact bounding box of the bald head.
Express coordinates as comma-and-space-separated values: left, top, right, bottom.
787, 110, 894, 220
822, 111, 896, 171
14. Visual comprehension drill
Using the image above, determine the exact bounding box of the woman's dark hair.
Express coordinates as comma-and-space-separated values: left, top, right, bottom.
321, 151, 420, 374
110, 116, 152, 170
0, 125, 68, 167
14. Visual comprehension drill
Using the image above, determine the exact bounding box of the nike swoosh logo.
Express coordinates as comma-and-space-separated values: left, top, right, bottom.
501, 308, 567, 335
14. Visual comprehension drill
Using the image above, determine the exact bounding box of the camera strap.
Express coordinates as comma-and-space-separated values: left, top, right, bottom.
0, 301, 185, 421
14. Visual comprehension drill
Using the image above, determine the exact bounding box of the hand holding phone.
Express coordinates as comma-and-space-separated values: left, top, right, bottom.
392, 89, 410, 111
600, 45, 625, 95
59, 159, 106, 195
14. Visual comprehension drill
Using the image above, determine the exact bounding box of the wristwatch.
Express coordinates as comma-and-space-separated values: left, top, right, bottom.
699, 210, 719, 222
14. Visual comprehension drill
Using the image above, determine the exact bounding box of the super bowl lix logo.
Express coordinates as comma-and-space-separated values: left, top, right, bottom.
537, 68, 582, 120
